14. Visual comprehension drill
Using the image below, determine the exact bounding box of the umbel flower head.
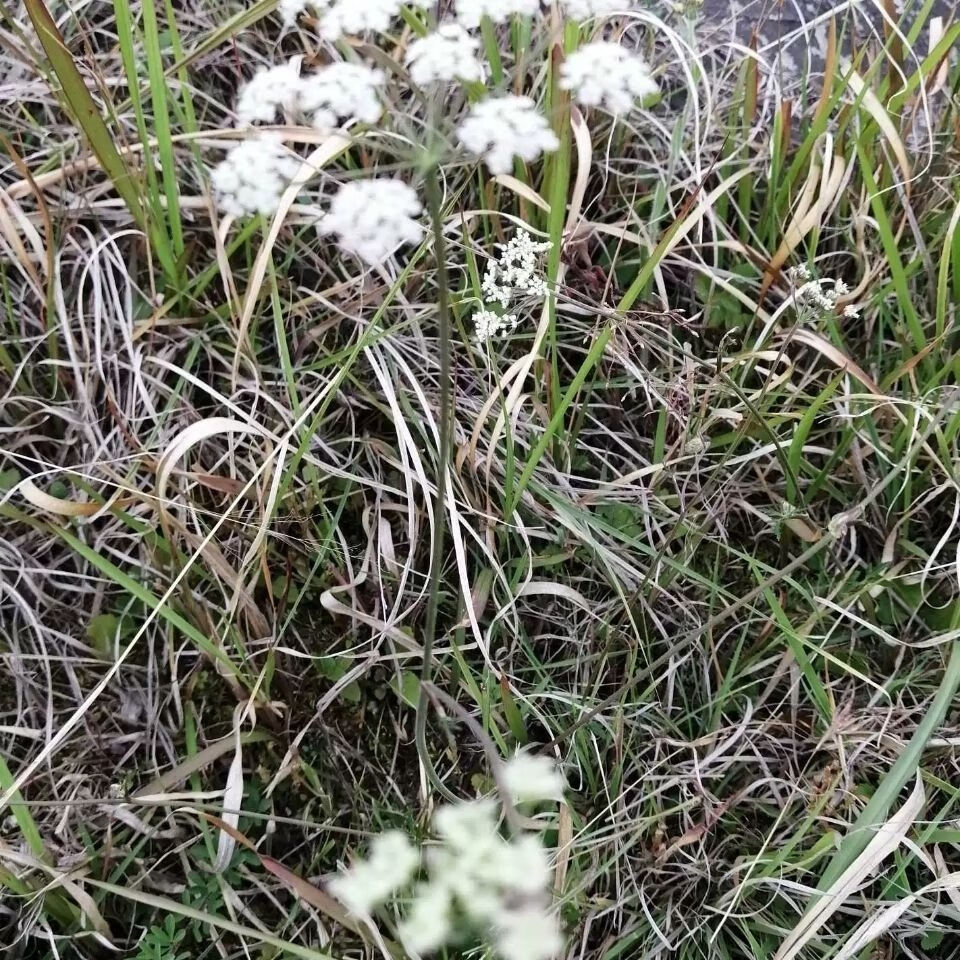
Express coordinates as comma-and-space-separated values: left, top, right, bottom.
211, 134, 301, 218
474, 307, 518, 343
502, 752, 565, 802
458, 96, 559, 175
328, 830, 419, 915
236, 59, 302, 124
327, 755, 566, 960
560, 42, 658, 114
456, 0, 542, 27
319, 178, 423, 265
319, 0, 429, 40
787, 265, 859, 317
482, 229, 552, 309
278, 0, 309, 24
406, 23, 484, 85
298, 62, 385, 131
234, 57, 384, 132
562, 0, 638, 18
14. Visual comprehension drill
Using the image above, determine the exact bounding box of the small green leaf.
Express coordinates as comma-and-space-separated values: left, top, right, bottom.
391, 670, 420, 709
87, 613, 119, 655
498, 674, 528, 745
0, 468, 20, 490
922, 931, 944, 951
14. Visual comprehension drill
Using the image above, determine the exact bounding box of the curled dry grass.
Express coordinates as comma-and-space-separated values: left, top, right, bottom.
2, 1, 960, 958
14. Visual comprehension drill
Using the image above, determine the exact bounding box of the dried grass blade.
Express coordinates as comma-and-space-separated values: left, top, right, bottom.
774, 775, 925, 960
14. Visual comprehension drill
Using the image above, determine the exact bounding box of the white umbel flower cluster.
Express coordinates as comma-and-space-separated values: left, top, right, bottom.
787, 265, 858, 317
474, 307, 518, 343
327, 755, 565, 960
278, 0, 309, 25
235, 58, 384, 131
458, 96, 559, 175
401, 800, 562, 960
236, 59, 302, 124
456, 0, 542, 27
319, 179, 423, 265
401, 767, 563, 960
298, 62, 385, 131
562, 0, 635, 19
560, 42, 658, 114
211, 135, 301, 218
496, 908, 565, 960
406, 23, 484, 85
319, 0, 429, 40
328, 830, 419, 915
502, 752, 565, 802
482, 229, 552, 308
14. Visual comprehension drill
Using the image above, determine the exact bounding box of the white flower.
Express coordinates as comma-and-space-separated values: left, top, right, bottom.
319, 179, 423, 265
235, 58, 384, 132
398, 882, 454, 954
562, 0, 636, 19
434, 798, 499, 850
236, 59, 302, 124
457, 0, 541, 27
279, 0, 310, 24
429, 801, 560, 956
297, 62, 385, 131
458, 96, 559, 175
211, 135, 301, 218
494, 907, 564, 960
493, 835, 552, 895
560, 42, 658, 114
474, 308, 518, 342
794, 281, 833, 311
406, 23, 484, 85
336, 795, 562, 960
328, 830, 419, 915
787, 267, 851, 315
843, 303, 860, 318
482, 229, 552, 308
320, 0, 429, 40
502, 754, 564, 803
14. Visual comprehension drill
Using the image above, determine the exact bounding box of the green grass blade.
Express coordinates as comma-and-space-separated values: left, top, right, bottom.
22, 0, 145, 230
816, 637, 960, 892
141, 0, 184, 257
0, 754, 46, 859
51, 524, 245, 682
22, 0, 179, 280
506, 323, 612, 516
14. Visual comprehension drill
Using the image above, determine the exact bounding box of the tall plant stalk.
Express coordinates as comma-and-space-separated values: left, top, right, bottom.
414, 162, 458, 802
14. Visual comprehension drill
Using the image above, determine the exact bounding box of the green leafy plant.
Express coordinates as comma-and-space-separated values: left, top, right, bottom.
134, 916, 188, 960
